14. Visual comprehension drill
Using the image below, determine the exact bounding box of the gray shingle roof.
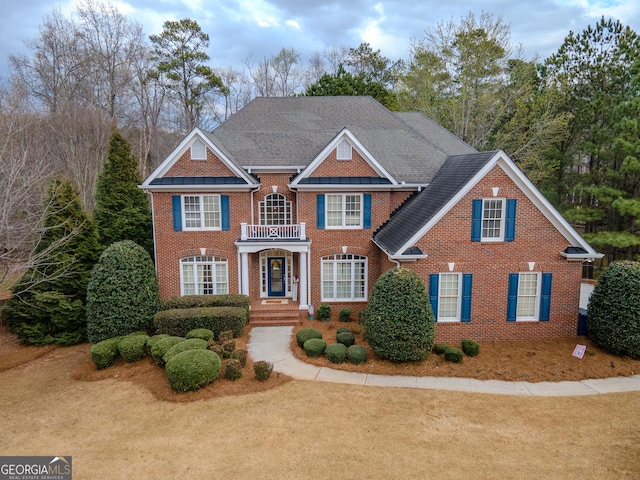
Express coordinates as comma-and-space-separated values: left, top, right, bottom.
209, 96, 476, 184
374, 151, 499, 256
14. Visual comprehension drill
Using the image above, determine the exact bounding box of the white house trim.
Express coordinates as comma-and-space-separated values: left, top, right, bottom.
290, 128, 398, 186
393, 150, 601, 259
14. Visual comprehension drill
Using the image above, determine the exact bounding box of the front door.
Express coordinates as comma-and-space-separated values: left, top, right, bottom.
267, 257, 286, 297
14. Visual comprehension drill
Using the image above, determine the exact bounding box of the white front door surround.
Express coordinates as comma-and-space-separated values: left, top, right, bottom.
236, 240, 311, 309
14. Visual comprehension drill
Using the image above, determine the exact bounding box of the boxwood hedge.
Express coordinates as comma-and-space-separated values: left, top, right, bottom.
154, 307, 247, 338
165, 349, 221, 392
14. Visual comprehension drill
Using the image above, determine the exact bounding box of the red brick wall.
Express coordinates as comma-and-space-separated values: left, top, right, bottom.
311, 148, 380, 177
165, 149, 237, 177
398, 165, 583, 342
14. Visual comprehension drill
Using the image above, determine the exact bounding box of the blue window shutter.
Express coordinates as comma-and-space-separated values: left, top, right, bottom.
317, 194, 325, 229
505, 198, 517, 242
471, 199, 482, 242
172, 196, 182, 231
539, 273, 552, 321
221, 195, 230, 231
507, 273, 519, 322
429, 274, 439, 321
461, 274, 473, 322
363, 193, 372, 229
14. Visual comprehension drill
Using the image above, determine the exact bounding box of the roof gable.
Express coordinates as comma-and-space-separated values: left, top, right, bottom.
141, 128, 257, 190
374, 150, 600, 259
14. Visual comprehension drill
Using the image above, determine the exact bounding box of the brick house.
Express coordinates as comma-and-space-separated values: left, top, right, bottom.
141, 96, 601, 342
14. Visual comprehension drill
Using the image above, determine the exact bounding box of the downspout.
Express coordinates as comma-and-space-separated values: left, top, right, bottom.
387, 255, 400, 269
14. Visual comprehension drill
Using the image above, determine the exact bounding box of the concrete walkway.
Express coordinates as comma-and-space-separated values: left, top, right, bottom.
248, 326, 640, 396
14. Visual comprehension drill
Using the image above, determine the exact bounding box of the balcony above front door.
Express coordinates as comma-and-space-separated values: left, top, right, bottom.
240, 222, 306, 241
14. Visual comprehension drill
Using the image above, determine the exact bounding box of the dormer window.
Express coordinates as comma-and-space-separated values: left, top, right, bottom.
336, 139, 352, 160
191, 139, 206, 160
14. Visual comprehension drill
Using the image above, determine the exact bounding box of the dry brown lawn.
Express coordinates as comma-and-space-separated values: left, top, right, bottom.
1, 325, 640, 479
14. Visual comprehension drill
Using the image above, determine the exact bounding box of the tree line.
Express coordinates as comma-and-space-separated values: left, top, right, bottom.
1, 2, 639, 318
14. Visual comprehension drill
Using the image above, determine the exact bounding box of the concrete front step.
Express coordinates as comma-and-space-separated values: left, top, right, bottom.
249, 308, 304, 326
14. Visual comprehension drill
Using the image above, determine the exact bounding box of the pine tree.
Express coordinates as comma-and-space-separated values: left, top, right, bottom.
94, 127, 153, 256
3, 177, 102, 345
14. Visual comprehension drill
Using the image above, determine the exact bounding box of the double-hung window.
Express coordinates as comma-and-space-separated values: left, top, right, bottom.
183, 195, 221, 230
321, 254, 367, 301
471, 198, 517, 242
507, 272, 552, 321
326, 194, 362, 228
429, 273, 473, 322
180, 256, 228, 295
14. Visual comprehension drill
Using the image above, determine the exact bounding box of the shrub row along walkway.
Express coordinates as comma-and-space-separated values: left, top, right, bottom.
248, 326, 640, 396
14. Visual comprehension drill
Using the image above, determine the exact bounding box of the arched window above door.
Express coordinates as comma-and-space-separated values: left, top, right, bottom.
259, 193, 291, 225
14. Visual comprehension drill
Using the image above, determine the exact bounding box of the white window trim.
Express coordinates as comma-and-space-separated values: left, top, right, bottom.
336, 139, 353, 160
321, 254, 368, 302
481, 197, 505, 242
182, 194, 221, 231
437, 272, 462, 322
180, 256, 229, 296
325, 193, 363, 229
190, 139, 207, 160
516, 272, 541, 321
259, 193, 292, 225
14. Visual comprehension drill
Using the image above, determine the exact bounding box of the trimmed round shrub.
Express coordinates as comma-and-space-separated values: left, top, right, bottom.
296, 328, 322, 348
444, 347, 464, 363
303, 338, 327, 357
86, 240, 159, 342
325, 343, 347, 363
147, 334, 170, 350
336, 331, 355, 348
336, 327, 350, 334
433, 343, 449, 355
231, 349, 248, 367
165, 349, 222, 392
347, 345, 367, 365
461, 339, 480, 357
588, 261, 640, 358
364, 268, 435, 362
185, 328, 214, 341
225, 359, 243, 381
90, 337, 122, 369
150, 336, 185, 365
118, 333, 150, 363
163, 338, 208, 364
254, 361, 273, 381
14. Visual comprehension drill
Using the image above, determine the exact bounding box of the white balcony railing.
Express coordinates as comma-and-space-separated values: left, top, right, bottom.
240, 222, 306, 241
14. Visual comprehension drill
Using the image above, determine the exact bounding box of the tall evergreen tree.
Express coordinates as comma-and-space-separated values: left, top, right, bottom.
94, 127, 153, 256
3, 177, 101, 345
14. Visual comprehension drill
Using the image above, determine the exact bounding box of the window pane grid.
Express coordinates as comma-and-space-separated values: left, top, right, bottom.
438, 273, 460, 320
517, 273, 539, 319
326, 194, 362, 228
321, 254, 367, 301
183, 195, 220, 229
181, 256, 228, 295
482, 199, 503, 239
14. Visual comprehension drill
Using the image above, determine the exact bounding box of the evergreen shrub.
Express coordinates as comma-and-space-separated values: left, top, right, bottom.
461, 340, 480, 357
163, 338, 208, 364
364, 268, 435, 362
86, 240, 159, 342
296, 328, 322, 348
159, 294, 249, 312
325, 343, 347, 363
336, 327, 350, 334
185, 328, 214, 341
150, 336, 185, 365
588, 261, 640, 358
118, 333, 150, 363
339, 308, 352, 322
336, 331, 356, 347
165, 349, 221, 392
303, 338, 326, 357
253, 361, 273, 381
433, 344, 449, 355
153, 307, 246, 338
347, 345, 367, 365
444, 347, 464, 363
90, 337, 122, 369
317, 304, 331, 321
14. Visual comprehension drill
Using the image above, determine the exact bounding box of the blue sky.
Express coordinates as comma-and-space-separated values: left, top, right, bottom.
1, 0, 639, 73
